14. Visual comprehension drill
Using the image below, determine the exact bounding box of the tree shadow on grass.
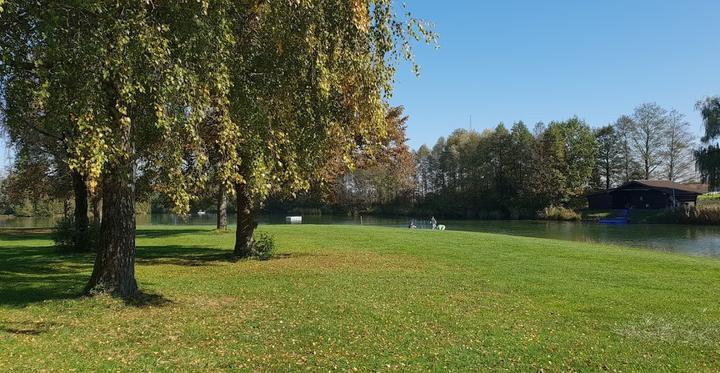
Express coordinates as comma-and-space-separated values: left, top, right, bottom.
0, 229, 241, 307
135, 246, 312, 266
0, 228, 54, 241
0, 321, 57, 336
122, 290, 174, 308
135, 245, 236, 266
136, 228, 215, 239
0, 245, 94, 308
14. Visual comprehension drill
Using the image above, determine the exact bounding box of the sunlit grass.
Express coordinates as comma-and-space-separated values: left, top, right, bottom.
1, 225, 719, 370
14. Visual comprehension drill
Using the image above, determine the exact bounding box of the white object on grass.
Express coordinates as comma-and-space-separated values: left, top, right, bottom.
285, 216, 302, 224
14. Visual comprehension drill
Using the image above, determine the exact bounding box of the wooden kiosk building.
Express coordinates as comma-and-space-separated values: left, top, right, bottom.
587, 180, 707, 210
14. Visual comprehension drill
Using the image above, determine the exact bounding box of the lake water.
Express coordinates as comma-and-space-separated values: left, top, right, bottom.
2, 213, 720, 257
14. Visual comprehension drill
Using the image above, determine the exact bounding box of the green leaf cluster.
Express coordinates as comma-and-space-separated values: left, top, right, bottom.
0, 0, 435, 214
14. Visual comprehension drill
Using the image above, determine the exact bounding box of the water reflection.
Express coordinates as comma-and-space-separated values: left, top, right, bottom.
2, 213, 720, 257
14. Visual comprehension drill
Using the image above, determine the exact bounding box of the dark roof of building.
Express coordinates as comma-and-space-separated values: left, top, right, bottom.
587, 180, 708, 196
630, 180, 708, 194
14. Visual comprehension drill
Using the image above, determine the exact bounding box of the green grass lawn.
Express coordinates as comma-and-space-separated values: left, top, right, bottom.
2, 225, 720, 371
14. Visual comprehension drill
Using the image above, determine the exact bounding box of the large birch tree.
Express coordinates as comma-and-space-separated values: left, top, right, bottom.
0, 0, 433, 296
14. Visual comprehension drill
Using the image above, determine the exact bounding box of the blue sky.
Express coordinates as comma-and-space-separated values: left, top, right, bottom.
0, 137, 8, 175
390, 0, 720, 149
2, 1, 720, 173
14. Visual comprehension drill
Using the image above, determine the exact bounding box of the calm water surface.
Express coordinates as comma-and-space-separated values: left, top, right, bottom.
3, 213, 720, 257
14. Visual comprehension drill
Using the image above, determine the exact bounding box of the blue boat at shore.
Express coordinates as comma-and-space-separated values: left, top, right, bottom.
598, 209, 630, 225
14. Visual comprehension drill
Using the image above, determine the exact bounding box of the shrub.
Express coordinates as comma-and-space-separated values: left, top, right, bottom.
698, 193, 720, 201
52, 217, 100, 252
540, 206, 581, 221
251, 232, 275, 260
669, 206, 720, 225
698, 193, 720, 208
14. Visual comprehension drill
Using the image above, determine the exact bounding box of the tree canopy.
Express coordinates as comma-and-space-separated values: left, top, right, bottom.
412, 118, 597, 218
696, 97, 720, 189
0, 0, 435, 296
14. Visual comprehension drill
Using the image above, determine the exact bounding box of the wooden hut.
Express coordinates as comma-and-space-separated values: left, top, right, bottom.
587, 180, 707, 210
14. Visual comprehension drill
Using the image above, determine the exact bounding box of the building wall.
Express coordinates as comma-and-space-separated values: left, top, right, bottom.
587, 183, 702, 210
587, 193, 612, 210
610, 190, 669, 209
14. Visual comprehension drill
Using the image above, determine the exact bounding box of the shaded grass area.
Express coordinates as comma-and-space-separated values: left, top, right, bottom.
1, 225, 720, 370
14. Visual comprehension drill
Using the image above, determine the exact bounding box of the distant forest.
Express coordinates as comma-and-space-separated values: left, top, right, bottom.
273, 102, 701, 219
0, 102, 707, 219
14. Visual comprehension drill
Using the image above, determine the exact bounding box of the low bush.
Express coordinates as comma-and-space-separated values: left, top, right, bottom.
698, 193, 720, 201
698, 193, 720, 207
251, 232, 275, 260
52, 217, 100, 252
540, 206, 581, 221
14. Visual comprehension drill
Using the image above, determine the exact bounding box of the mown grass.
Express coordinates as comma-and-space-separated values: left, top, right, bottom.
1, 225, 720, 371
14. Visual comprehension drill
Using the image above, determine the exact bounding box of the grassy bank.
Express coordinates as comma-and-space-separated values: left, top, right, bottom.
1, 226, 720, 371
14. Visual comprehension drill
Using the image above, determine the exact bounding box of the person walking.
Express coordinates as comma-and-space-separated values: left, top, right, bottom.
431, 216, 437, 230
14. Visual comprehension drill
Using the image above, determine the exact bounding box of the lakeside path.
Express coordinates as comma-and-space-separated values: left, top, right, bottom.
1, 225, 719, 371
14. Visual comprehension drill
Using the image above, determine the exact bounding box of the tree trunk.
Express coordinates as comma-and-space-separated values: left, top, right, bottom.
85, 92, 137, 297
85, 160, 137, 297
71, 170, 90, 251
91, 192, 101, 226
234, 182, 255, 257
605, 161, 611, 190
63, 199, 71, 219
644, 137, 651, 180
216, 185, 228, 230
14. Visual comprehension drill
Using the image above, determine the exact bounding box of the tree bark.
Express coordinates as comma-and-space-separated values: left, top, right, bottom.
91, 192, 101, 226
63, 199, 71, 219
234, 182, 255, 257
216, 185, 228, 230
71, 170, 90, 251
85, 90, 137, 297
605, 161, 611, 190
85, 160, 137, 297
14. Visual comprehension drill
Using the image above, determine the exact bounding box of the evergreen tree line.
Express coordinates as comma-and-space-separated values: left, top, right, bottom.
413, 102, 699, 218
413, 118, 596, 218
319, 102, 701, 218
